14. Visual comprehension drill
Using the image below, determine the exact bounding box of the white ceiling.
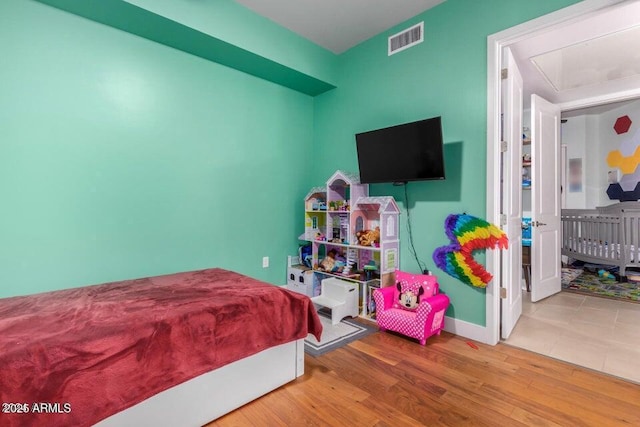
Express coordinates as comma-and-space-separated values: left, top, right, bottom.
509, 0, 640, 113
563, 97, 639, 119
530, 25, 640, 93
234, 0, 445, 54
234, 0, 640, 114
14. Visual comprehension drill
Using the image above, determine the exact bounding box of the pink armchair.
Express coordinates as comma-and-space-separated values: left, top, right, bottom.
373, 272, 450, 345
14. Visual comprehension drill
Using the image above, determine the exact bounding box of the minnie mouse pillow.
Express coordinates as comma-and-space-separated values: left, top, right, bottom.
393, 270, 438, 311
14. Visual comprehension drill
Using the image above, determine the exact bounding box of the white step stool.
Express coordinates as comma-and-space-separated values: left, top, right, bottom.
311, 278, 359, 325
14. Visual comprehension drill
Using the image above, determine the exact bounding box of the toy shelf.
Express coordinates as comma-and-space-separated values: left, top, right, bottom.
313, 270, 379, 285
312, 270, 381, 322
302, 170, 401, 320
312, 240, 382, 252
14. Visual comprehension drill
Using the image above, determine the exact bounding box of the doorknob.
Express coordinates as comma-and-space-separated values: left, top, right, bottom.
532, 221, 547, 227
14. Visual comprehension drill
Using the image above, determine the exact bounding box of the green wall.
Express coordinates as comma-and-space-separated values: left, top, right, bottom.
34, 0, 337, 95
0, 0, 313, 297
124, 0, 338, 86
1, 0, 581, 328
312, 0, 580, 325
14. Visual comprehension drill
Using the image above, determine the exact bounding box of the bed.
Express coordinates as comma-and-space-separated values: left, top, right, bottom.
561, 201, 640, 277
0, 268, 322, 427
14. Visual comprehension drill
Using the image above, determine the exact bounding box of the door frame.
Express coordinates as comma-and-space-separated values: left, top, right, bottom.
485, 0, 638, 345
499, 47, 524, 340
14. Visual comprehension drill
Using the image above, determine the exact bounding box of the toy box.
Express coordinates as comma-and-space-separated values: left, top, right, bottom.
286, 256, 316, 297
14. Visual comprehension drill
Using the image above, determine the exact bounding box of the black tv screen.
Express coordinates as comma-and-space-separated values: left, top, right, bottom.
355, 116, 445, 184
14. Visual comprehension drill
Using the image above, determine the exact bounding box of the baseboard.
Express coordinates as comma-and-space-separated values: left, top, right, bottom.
443, 316, 489, 344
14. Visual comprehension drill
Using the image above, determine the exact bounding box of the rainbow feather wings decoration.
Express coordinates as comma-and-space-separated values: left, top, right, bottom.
432, 214, 508, 288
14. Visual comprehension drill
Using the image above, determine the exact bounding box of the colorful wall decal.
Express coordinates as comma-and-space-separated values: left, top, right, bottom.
617, 127, 640, 156
614, 115, 632, 135
606, 182, 640, 201
607, 146, 640, 174
619, 165, 640, 191
607, 114, 639, 201
432, 214, 508, 288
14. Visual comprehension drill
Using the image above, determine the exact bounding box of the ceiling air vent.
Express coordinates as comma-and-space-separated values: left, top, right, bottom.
388, 22, 424, 56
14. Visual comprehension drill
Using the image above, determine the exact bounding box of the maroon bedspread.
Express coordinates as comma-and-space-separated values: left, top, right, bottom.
0, 268, 322, 427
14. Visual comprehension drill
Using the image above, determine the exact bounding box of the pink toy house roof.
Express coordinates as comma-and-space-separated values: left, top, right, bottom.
304, 186, 326, 201
355, 196, 400, 214
326, 170, 361, 186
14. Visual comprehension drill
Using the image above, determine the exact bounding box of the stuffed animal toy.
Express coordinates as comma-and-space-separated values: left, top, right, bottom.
356, 230, 369, 246
371, 226, 380, 245
318, 253, 335, 271
357, 227, 381, 246
395, 281, 425, 310
317, 249, 345, 272
598, 269, 616, 282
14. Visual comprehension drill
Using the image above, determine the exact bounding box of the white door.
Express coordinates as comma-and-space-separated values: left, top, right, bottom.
500, 48, 523, 339
531, 94, 562, 302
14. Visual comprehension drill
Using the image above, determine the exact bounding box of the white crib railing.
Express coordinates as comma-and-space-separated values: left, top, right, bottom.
561, 202, 640, 277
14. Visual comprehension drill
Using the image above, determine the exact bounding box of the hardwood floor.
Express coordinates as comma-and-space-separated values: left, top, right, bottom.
209, 331, 640, 426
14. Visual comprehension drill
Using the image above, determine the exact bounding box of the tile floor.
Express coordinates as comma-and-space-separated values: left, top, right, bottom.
503, 290, 640, 384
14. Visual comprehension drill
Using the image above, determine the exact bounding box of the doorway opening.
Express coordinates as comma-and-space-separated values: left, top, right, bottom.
486, 0, 640, 345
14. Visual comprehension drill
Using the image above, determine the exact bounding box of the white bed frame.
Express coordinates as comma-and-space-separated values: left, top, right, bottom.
96, 339, 305, 426
561, 201, 640, 277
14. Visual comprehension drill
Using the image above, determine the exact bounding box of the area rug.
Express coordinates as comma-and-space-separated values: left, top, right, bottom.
562, 268, 640, 303
304, 311, 377, 357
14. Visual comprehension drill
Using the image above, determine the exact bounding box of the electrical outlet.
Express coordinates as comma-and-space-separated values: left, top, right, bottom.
262, 256, 269, 268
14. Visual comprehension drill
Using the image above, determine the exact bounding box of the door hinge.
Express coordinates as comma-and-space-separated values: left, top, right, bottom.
501, 68, 508, 79
500, 214, 507, 226
500, 141, 507, 152
500, 287, 507, 299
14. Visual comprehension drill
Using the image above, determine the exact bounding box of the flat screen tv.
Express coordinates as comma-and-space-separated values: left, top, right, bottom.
355, 116, 445, 184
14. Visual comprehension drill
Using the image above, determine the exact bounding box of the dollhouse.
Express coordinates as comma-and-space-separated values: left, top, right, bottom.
301, 170, 400, 319
304, 187, 327, 241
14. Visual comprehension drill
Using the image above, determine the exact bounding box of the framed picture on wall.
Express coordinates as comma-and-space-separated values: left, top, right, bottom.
569, 158, 583, 192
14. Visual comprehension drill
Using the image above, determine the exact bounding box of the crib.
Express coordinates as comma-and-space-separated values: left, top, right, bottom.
561, 201, 640, 277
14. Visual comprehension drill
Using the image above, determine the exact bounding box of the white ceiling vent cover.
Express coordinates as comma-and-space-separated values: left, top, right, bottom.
388, 22, 424, 56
